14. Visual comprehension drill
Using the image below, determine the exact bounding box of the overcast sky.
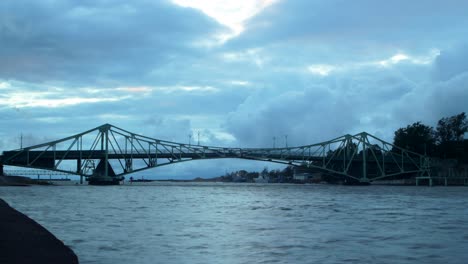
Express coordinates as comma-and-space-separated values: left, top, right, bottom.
1, 0, 468, 178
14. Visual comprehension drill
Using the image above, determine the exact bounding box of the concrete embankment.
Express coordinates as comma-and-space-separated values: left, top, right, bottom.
0, 199, 79, 264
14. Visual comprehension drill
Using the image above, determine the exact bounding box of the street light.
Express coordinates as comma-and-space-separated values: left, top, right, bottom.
284, 134, 288, 148
273, 136, 276, 148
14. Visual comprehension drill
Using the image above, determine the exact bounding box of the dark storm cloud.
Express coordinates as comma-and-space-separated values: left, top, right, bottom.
433, 44, 468, 81
216, 0, 468, 147
427, 45, 468, 118
393, 45, 468, 124
0, 0, 226, 85
225, 85, 358, 147
428, 72, 468, 118
224, 67, 416, 147
228, 0, 468, 50
223, 45, 468, 147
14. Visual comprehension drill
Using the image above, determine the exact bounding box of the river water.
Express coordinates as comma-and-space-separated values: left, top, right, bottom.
1, 183, 467, 264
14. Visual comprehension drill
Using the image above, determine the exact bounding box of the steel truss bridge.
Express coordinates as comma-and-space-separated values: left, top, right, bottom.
0, 124, 431, 185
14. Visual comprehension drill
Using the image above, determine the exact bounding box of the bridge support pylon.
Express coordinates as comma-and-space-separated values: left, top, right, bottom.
87, 159, 123, 185
358, 177, 371, 185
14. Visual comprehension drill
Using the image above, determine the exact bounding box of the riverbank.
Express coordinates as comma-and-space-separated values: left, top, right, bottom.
0, 175, 53, 186
0, 198, 79, 264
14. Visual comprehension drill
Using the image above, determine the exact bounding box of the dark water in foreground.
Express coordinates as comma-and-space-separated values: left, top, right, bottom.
1, 183, 468, 264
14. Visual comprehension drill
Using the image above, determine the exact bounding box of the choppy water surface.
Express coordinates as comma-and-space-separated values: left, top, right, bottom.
1, 183, 468, 264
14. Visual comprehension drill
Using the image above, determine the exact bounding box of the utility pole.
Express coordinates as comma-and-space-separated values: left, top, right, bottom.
20, 133, 23, 149
273, 136, 276, 148
284, 135, 288, 148
188, 134, 192, 146
197, 131, 200, 146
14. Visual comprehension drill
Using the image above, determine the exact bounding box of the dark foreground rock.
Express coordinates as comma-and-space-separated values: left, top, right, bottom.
0, 199, 79, 264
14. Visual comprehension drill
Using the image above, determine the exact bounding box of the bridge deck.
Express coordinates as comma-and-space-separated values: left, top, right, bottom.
1, 150, 414, 163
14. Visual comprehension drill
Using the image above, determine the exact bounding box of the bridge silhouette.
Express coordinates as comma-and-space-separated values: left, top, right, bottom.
0, 124, 431, 185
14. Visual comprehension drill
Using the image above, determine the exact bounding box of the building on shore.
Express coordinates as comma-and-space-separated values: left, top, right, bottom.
293, 167, 322, 183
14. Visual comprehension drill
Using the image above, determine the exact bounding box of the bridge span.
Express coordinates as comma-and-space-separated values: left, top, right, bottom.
0, 124, 431, 185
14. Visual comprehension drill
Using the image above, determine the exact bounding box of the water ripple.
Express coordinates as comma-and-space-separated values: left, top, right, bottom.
1, 184, 468, 264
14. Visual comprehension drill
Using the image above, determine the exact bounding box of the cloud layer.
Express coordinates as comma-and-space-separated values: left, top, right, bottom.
0, 1, 225, 85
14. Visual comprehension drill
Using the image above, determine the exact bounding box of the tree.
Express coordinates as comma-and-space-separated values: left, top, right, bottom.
393, 122, 436, 155
281, 166, 294, 180
436, 112, 468, 143
435, 112, 468, 159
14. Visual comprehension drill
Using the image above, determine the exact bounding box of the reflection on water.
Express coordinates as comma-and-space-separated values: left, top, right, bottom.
1, 183, 468, 264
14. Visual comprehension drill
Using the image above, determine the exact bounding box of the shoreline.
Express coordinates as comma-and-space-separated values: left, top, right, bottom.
0, 198, 79, 264
0, 175, 54, 186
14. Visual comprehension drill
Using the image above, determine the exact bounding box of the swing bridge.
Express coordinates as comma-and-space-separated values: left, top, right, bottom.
0, 124, 431, 185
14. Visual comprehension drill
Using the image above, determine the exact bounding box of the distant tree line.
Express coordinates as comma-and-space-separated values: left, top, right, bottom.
219, 166, 295, 183
393, 112, 468, 162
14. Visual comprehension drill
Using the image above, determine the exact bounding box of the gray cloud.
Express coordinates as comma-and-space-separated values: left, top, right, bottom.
217, 0, 468, 146
226, 85, 358, 147
0, 0, 226, 85
228, 0, 468, 52
433, 44, 468, 81
223, 45, 468, 147
224, 70, 407, 146
428, 72, 468, 118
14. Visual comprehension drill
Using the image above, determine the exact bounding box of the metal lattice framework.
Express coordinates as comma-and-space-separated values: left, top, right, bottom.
0, 124, 431, 183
